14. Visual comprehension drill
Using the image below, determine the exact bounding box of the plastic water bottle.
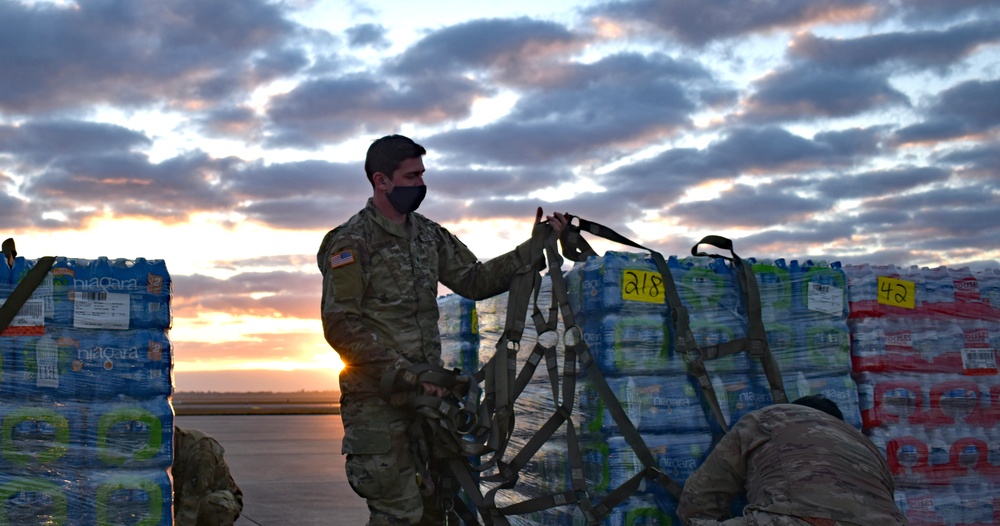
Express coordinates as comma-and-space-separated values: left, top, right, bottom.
799, 320, 851, 375
976, 267, 1000, 311
579, 375, 711, 434
763, 321, 795, 372
849, 317, 886, 372
437, 294, 477, 338
692, 321, 750, 375
792, 260, 847, 321
988, 425, 1000, 469
960, 318, 995, 376
674, 256, 727, 314
89, 396, 174, 469
843, 264, 879, 317
88, 468, 173, 526
751, 258, 792, 324
867, 426, 890, 459
604, 433, 711, 488
0, 471, 77, 525
599, 312, 676, 376
928, 428, 950, 470
4, 256, 66, 332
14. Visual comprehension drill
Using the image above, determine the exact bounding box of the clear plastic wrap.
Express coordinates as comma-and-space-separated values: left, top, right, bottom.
1, 256, 174, 525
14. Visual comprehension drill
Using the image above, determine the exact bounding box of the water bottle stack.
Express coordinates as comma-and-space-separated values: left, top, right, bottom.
0, 256, 174, 526
758, 259, 861, 429
846, 264, 1000, 525
433, 252, 860, 525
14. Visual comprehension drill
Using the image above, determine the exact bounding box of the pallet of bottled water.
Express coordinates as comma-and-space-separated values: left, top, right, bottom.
452, 252, 858, 525
847, 264, 1000, 525
1, 256, 174, 525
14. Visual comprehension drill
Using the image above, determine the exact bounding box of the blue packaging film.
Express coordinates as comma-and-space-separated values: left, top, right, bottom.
0, 402, 86, 471
87, 397, 174, 469
8, 256, 172, 331
0, 470, 81, 526
0, 256, 174, 525
85, 468, 173, 526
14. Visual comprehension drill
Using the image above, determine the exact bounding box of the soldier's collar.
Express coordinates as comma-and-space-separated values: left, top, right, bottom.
367, 198, 411, 238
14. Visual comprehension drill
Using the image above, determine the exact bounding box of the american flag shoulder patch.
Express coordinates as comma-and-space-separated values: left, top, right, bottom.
330, 249, 355, 269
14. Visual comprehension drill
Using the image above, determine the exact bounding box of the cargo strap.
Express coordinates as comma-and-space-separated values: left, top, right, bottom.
0, 240, 55, 334
378, 361, 484, 457
452, 218, 684, 525
561, 218, 728, 434
417, 218, 788, 525
691, 236, 788, 406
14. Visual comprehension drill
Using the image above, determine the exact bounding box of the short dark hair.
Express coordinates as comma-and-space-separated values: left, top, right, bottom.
792, 394, 844, 421
365, 135, 426, 187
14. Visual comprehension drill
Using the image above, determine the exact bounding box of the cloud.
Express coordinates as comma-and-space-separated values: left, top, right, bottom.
603, 126, 882, 186
732, 220, 858, 258
853, 185, 1000, 255
893, 79, 1000, 144
892, 0, 1000, 25
0, 120, 152, 165
345, 23, 390, 49
387, 17, 584, 84
0, 0, 303, 115
668, 182, 825, 228
426, 52, 712, 166
589, 0, 877, 47
813, 166, 951, 200
788, 20, 1000, 70
18, 150, 235, 226
264, 74, 487, 148
262, 17, 589, 150
937, 143, 1000, 183
741, 66, 910, 123
173, 270, 321, 319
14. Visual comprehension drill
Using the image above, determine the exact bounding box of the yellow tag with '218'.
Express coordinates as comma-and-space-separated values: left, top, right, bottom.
621, 269, 665, 304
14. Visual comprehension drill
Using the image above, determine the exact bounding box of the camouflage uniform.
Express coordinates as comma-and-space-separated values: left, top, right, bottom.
173, 427, 243, 526
318, 199, 535, 525
678, 404, 908, 526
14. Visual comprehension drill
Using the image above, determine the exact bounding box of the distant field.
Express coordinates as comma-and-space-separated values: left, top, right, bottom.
173, 390, 340, 415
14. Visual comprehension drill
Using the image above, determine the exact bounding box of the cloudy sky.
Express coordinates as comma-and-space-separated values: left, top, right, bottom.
2, 0, 998, 392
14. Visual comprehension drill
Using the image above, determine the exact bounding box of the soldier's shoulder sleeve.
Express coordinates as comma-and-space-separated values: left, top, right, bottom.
319, 217, 371, 302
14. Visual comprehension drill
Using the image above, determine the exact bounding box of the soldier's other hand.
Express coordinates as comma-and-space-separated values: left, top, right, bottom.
537, 208, 569, 236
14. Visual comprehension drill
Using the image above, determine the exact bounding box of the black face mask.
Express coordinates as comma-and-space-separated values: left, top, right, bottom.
386, 183, 426, 215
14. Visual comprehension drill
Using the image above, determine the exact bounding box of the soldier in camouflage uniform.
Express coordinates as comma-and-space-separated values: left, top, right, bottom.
318, 134, 567, 525
173, 426, 244, 526
678, 395, 908, 526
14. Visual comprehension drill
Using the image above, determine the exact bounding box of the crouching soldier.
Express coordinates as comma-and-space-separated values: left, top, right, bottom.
173, 426, 244, 526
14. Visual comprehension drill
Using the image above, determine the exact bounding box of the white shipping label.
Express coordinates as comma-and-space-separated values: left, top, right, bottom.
961, 347, 998, 375
73, 291, 130, 329
36, 335, 59, 388
3, 298, 44, 327
807, 282, 843, 316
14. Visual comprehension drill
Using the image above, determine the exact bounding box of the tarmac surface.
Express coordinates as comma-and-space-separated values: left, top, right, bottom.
175, 414, 370, 526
